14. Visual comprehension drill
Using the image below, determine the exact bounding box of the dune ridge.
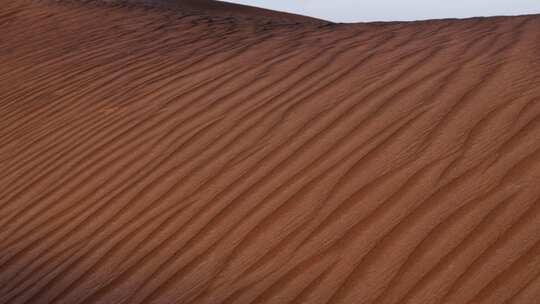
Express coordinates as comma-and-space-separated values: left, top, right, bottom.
117, 0, 327, 23
1, 1, 540, 303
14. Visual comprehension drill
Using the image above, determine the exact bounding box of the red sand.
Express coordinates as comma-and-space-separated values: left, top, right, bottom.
1, 1, 540, 303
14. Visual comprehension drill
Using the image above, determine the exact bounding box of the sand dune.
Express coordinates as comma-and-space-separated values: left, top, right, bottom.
1, 1, 540, 303
122, 0, 325, 23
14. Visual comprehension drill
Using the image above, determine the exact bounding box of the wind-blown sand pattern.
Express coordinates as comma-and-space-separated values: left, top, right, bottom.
1, 1, 540, 303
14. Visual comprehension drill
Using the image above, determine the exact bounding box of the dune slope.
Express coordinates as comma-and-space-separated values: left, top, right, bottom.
1, 1, 540, 303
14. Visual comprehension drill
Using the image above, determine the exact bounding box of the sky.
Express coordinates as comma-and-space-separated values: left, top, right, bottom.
226, 0, 540, 22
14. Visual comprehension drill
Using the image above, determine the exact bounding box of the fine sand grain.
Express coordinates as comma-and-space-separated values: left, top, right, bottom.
1, 1, 540, 303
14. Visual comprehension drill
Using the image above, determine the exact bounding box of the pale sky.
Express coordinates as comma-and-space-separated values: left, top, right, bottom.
227, 0, 540, 22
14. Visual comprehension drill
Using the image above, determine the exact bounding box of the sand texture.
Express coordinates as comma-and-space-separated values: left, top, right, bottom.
1, 1, 540, 303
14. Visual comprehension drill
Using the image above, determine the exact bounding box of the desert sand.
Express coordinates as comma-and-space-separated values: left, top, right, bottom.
1, 1, 540, 303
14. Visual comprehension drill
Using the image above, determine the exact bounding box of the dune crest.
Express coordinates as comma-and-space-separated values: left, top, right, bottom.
108, 0, 326, 23
1, 1, 540, 303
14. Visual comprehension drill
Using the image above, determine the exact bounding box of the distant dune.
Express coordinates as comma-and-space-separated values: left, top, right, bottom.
1, 1, 540, 303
